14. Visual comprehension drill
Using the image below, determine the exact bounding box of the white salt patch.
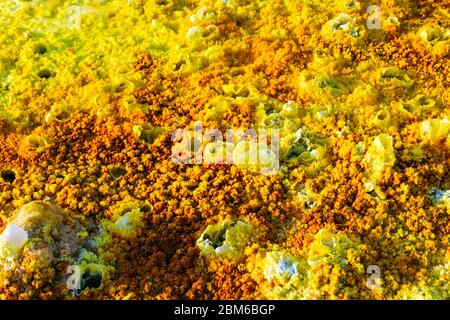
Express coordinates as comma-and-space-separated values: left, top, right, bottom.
1, 224, 28, 252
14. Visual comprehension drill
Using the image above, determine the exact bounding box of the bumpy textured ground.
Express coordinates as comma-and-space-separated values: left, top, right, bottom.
0, 0, 449, 299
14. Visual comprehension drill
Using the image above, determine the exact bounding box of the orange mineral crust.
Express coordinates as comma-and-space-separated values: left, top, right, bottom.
0, 0, 449, 300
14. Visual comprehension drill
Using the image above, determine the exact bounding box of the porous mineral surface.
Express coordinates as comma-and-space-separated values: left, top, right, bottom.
0, 0, 449, 299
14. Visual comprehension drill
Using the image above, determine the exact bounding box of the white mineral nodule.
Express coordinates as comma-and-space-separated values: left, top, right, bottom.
0, 224, 29, 257
114, 213, 133, 231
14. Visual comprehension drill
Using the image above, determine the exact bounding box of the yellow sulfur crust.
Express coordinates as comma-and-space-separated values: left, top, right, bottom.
0, 0, 449, 300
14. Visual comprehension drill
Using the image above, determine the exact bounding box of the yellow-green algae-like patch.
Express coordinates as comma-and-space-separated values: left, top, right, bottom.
197, 219, 253, 259
0, 0, 449, 300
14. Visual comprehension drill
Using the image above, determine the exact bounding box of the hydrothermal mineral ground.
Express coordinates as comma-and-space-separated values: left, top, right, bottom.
0, 0, 449, 300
